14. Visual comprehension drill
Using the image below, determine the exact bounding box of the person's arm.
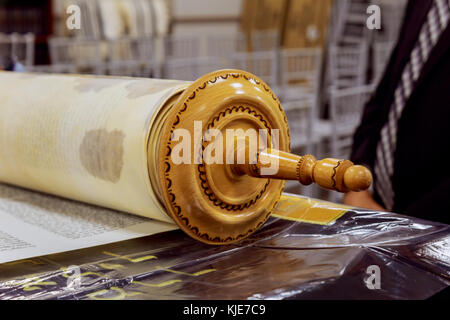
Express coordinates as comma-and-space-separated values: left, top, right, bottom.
345, 0, 418, 212
345, 64, 393, 211
343, 190, 386, 211
345, 91, 388, 211
346, 97, 388, 211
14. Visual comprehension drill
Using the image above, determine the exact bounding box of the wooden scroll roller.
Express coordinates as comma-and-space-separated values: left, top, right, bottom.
233, 149, 372, 193
0, 70, 372, 245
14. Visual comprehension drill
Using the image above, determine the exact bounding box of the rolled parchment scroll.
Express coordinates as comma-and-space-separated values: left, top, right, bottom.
0, 70, 372, 244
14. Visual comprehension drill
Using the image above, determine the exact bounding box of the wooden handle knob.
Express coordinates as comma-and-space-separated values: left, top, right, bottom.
343, 165, 373, 192
232, 149, 372, 193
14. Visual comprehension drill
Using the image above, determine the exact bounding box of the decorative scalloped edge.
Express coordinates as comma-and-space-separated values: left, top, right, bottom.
163, 71, 290, 243
198, 105, 271, 211
296, 157, 303, 183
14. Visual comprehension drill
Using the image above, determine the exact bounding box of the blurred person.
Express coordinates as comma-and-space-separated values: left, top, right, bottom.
344, 0, 450, 224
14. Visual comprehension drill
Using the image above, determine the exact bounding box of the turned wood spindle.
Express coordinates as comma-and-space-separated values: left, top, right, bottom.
232, 148, 372, 193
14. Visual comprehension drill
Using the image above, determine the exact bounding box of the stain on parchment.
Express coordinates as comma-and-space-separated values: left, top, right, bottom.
80, 129, 125, 183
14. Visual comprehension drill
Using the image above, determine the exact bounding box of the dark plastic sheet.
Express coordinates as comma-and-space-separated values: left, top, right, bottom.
0, 195, 449, 300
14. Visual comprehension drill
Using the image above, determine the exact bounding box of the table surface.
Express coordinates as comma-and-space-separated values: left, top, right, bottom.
0, 194, 449, 300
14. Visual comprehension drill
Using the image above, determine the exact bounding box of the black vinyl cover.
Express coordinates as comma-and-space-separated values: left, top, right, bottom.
0, 195, 449, 300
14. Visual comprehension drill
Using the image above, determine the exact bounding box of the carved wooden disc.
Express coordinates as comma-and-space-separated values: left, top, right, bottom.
157, 70, 291, 244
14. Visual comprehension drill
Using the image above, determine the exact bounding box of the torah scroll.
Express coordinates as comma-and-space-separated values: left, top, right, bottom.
0, 70, 371, 245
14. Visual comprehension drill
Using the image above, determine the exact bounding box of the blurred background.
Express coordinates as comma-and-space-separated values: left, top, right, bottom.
0, 0, 408, 202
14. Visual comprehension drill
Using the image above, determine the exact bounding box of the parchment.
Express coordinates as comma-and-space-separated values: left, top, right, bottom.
0, 183, 178, 264
0, 72, 189, 223
0, 72, 192, 263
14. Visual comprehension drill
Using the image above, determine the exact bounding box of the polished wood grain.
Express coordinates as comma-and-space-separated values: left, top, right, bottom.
151, 69, 372, 245
234, 149, 372, 193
